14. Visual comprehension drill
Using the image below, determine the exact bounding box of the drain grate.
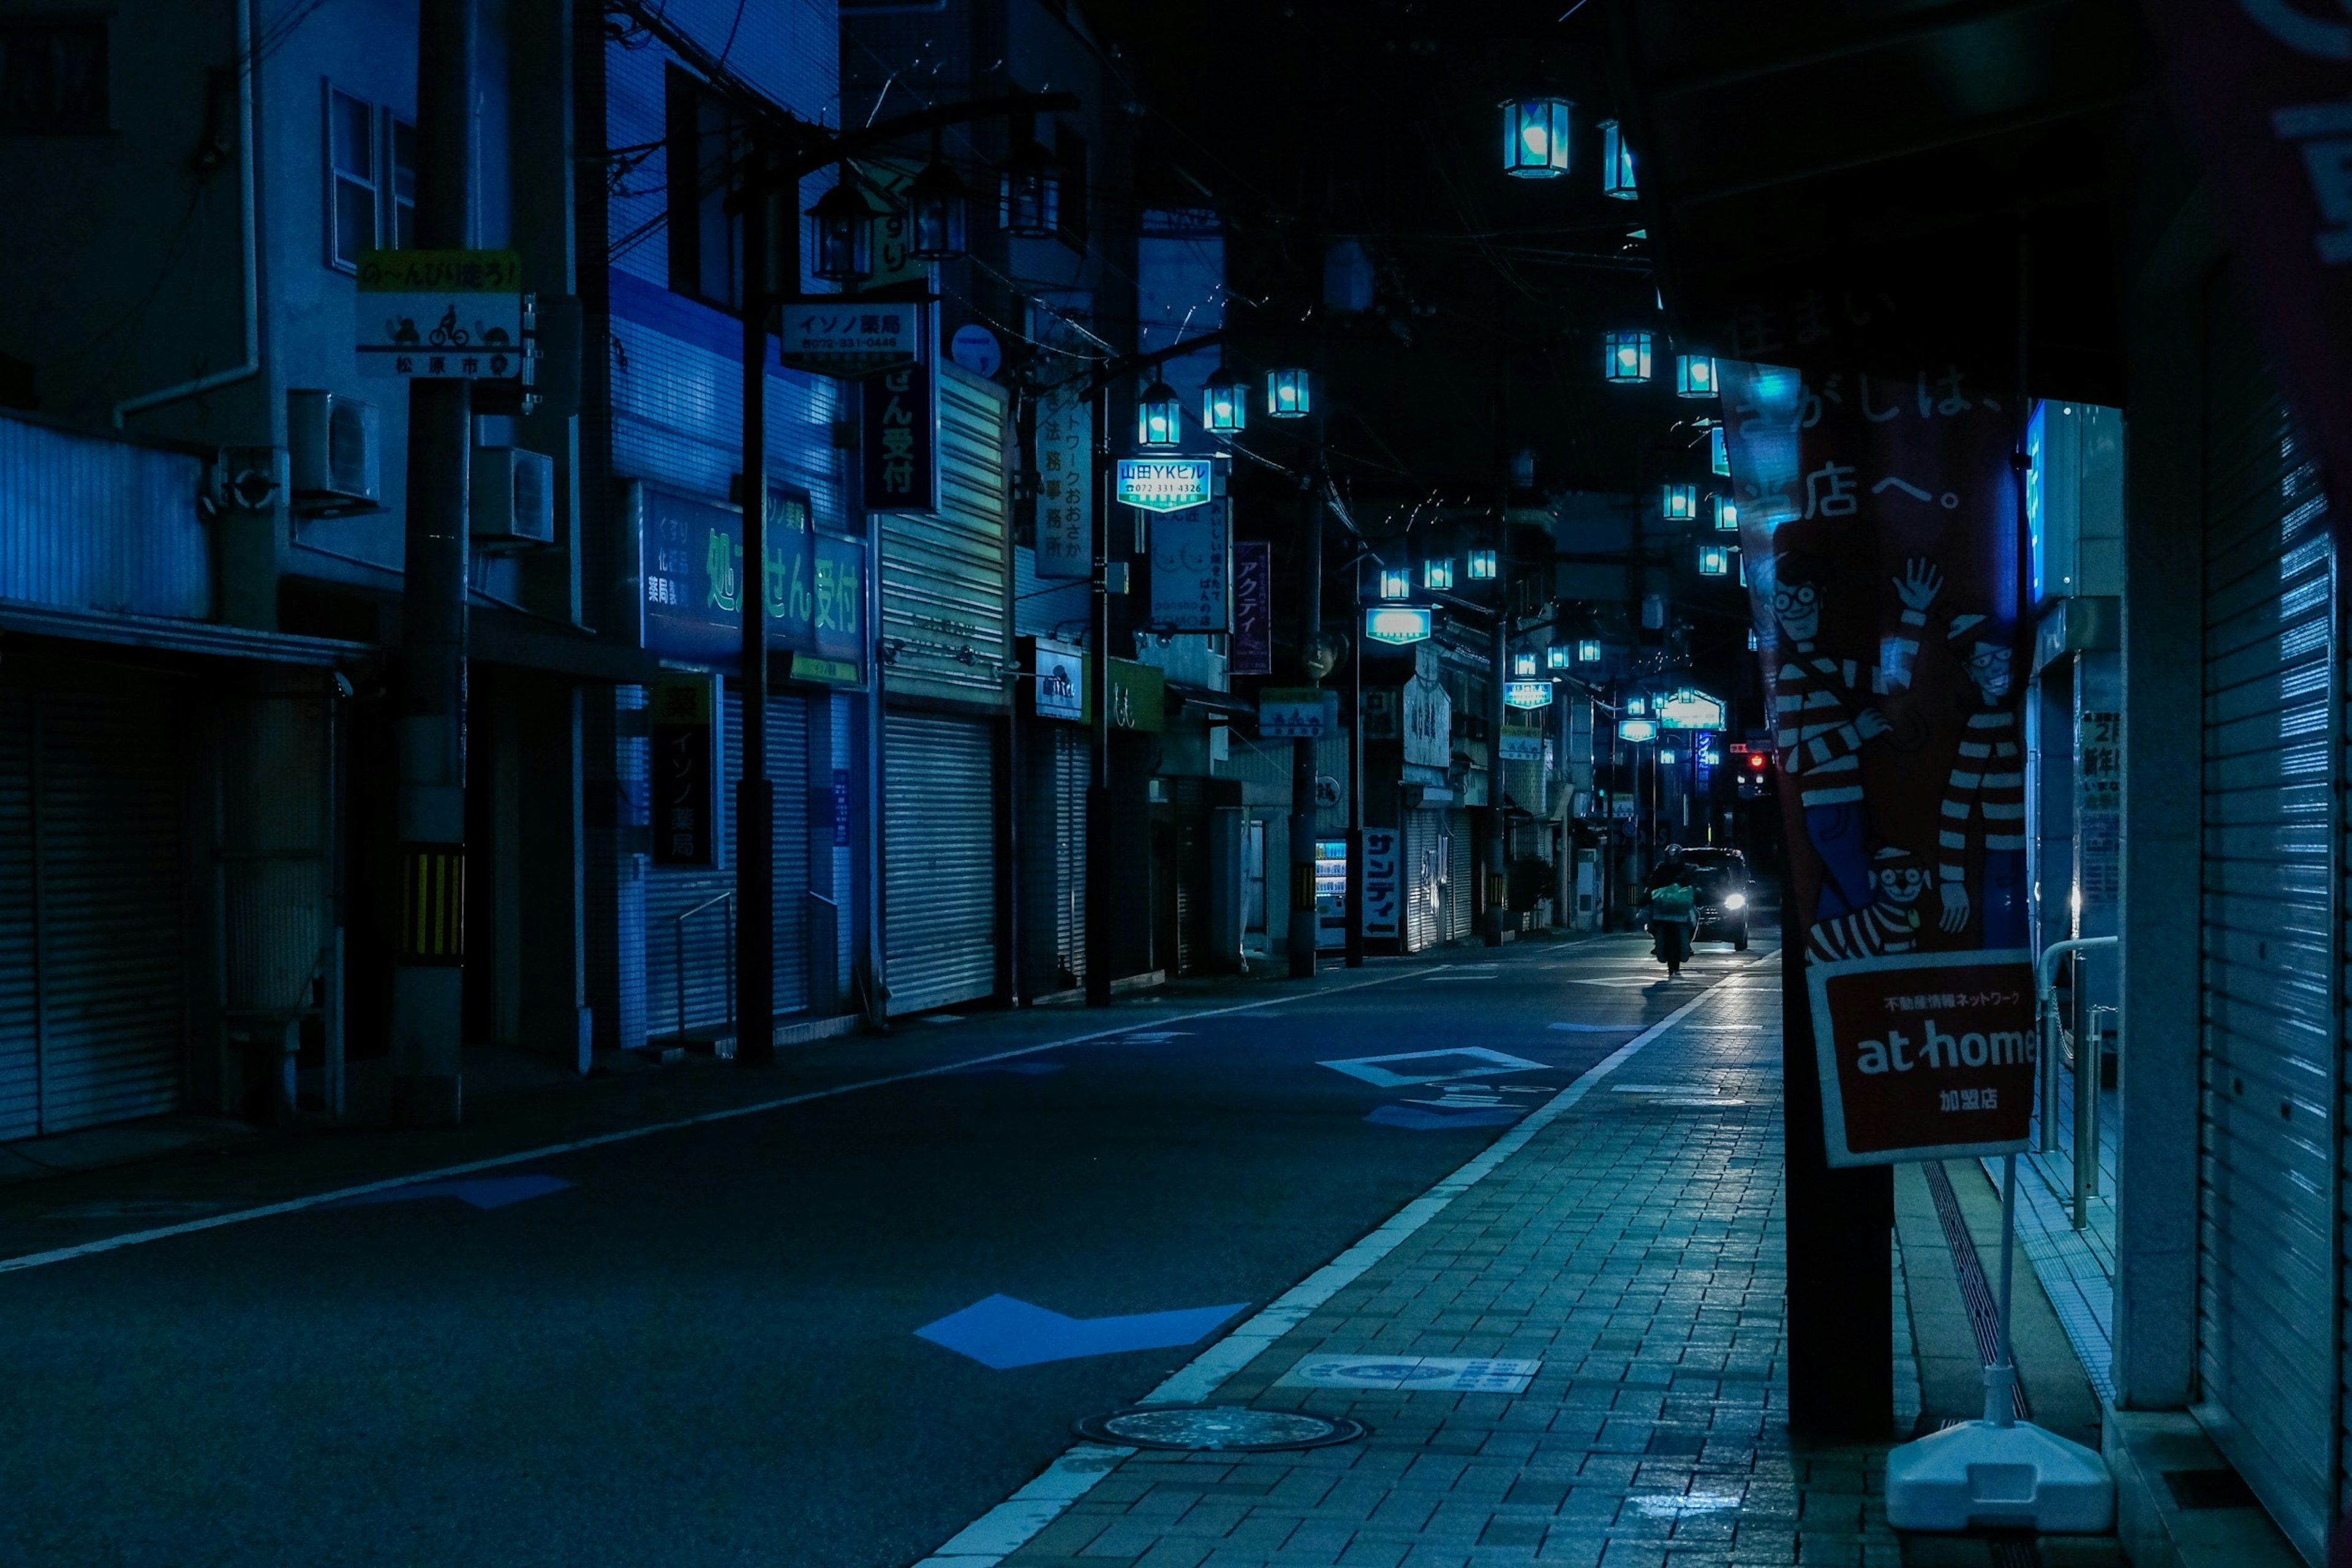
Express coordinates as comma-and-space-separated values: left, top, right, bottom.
1074, 1405, 1367, 1452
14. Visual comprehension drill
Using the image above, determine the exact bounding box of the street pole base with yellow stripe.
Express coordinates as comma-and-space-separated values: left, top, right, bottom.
392, 841, 466, 1127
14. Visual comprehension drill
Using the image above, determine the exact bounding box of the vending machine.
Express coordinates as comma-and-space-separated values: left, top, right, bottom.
1314, 839, 1349, 949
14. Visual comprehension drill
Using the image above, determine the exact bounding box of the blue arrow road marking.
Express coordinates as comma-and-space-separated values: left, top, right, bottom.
1365, 1104, 1524, 1131
916, 1294, 1248, 1370
328, 1174, 572, 1210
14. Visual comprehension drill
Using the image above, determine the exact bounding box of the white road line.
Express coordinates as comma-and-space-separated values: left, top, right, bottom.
912, 952, 1777, 1568
0, 967, 1447, 1279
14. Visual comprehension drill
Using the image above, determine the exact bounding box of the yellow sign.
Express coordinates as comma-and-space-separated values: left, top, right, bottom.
357, 249, 523, 292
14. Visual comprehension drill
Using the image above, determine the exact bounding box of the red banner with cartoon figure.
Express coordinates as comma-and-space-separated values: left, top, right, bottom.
1722, 361, 2037, 1167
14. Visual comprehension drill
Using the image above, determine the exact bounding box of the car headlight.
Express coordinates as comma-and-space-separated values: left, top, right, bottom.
1722, 892, 1747, 911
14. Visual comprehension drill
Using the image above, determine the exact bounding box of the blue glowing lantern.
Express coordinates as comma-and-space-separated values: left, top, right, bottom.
1662, 483, 1697, 521
1604, 330, 1652, 383
809, 170, 883, 283
907, 157, 969, 262
1711, 494, 1738, 532
1577, 638, 1602, 664
1136, 379, 1182, 448
1265, 366, 1311, 419
1378, 566, 1412, 601
1422, 557, 1455, 592
1710, 424, 1730, 476
1626, 695, 1648, 715
1547, 644, 1570, 670
1200, 364, 1248, 433
1512, 651, 1538, 676
1600, 119, 1637, 200
1467, 547, 1498, 581
1675, 353, 1717, 399
1501, 97, 1572, 179
1697, 543, 1731, 577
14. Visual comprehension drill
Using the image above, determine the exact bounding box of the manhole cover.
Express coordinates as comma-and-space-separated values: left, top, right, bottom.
1074, 1404, 1367, 1452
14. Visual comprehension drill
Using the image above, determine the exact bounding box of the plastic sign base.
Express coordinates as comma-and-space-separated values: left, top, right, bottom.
1885, 1418, 2114, 1534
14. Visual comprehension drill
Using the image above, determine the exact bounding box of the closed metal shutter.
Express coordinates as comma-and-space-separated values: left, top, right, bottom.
643, 689, 811, 1038
886, 709, 998, 1013
1056, 726, 1087, 986
1449, 811, 1476, 942
1401, 809, 1439, 953
2195, 274, 2338, 1566
0, 670, 188, 1135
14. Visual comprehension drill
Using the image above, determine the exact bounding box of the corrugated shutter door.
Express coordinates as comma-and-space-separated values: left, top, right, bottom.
643, 689, 811, 1039
886, 710, 998, 1013
0, 691, 33, 1139
1402, 809, 1436, 953
1057, 726, 1087, 986
38, 675, 187, 1133
1449, 812, 1476, 942
2196, 276, 2338, 1565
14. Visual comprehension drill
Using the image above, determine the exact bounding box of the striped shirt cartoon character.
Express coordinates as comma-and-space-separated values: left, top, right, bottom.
1770, 552, 1943, 921
1936, 613, 2027, 948
1806, 845, 1930, 963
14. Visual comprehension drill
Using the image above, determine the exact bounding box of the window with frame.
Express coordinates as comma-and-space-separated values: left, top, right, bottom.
389, 115, 417, 249
666, 66, 748, 313
0, 19, 108, 135
327, 86, 377, 270
1055, 125, 1088, 254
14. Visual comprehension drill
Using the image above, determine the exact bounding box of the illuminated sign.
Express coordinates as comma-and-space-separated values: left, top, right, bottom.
1115, 458, 1213, 513
1503, 680, 1554, 709
1618, 717, 1659, 743
1363, 605, 1432, 646
1655, 686, 1728, 731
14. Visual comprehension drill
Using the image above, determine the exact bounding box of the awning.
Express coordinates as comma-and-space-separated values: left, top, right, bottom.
0, 598, 374, 668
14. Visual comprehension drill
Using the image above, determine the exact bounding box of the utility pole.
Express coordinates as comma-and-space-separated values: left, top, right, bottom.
1087, 383, 1114, 1007
735, 128, 777, 1067
389, 0, 475, 1127
1286, 454, 1324, 980
1344, 548, 1365, 968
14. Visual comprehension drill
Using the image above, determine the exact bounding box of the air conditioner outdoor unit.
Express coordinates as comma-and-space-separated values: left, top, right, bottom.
286, 390, 382, 514
469, 445, 554, 549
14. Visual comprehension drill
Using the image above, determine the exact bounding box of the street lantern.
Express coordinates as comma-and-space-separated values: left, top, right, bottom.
809, 168, 883, 283
1379, 566, 1412, 600
1201, 364, 1248, 432
1467, 547, 1498, 581
1577, 638, 1602, 663
1000, 136, 1060, 238
1604, 330, 1652, 383
1547, 644, 1570, 669
907, 158, 968, 261
1500, 96, 1572, 178
1711, 425, 1730, 477
1626, 695, 1647, 715
1676, 354, 1717, 398
1698, 543, 1732, 576
1265, 366, 1311, 419
1711, 494, 1738, 532
1422, 557, 1455, 591
1662, 483, 1698, 521
1512, 651, 1539, 676
1601, 119, 1637, 200
1136, 379, 1183, 448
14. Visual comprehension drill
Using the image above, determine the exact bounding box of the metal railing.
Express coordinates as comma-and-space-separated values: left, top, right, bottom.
2037, 935, 2117, 1230
673, 891, 736, 1039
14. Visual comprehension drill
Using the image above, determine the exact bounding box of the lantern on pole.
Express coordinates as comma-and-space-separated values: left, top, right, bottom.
1662, 483, 1698, 521
1604, 330, 1653, 383
1379, 567, 1412, 601
809, 167, 882, 284
1698, 543, 1732, 577
1468, 547, 1498, 581
1600, 119, 1637, 199
1547, 644, 1570, 670
1136, 380, 1182, 448
1501, 97, 1572, 178
1422, 557, 1455, 592
1265, 367, 1311, 419
1676, 353, 1717, 399
1000, 131, 1060, 238
1711, 494, 1738, 532
1201, 364, 1248, 432
907, 155, 968, 262
1578, 638, 1602, 664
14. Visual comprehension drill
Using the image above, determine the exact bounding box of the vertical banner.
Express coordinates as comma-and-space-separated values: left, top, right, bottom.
1230, 540, 1273, 674
1149, 496, 1230, 630
2136, 0, 2352, 516
864, 361, 936, 513
1033, 389, 1093, 578
650, 673, 720, 867
1723, 360, 2036, 1167
1363, 827, 1401, 938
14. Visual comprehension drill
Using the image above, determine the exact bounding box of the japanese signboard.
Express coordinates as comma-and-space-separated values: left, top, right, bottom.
1499, 712, 1545, 762
355, 248, 528, 380
638, 484, 863, 679
1363, 827, 1401, 938
2078, 709, 2120, 903
1149, 496, 1229, 631
1084, 658, 1167, 732
1402, 674, 1451, 771
861, 160, 930, 293
1502, 680, 1554, 710
1230, 541, 1273, 674
1033, 389, 1093, 578
1027, 638, 1085, 721
864, 363, 937, 513
1654, 687, 1728, 730
1115, 458, 1213, 513
1259, 687, 1335, 738
780, 300, 921, 379
1724, 358, 2035, 1167
650, 673, 720, 868
2136, 0, 2352, 518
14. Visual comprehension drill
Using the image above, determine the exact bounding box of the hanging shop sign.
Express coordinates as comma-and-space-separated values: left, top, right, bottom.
1618, 717, 1658, 744
1724, 358, 2035, 1167
1362, 688, 1400, 739
649, 672, 721, 869
1500, 712, 1545, 761
1401, 675, 1450, 771
1363, 827, 1401, 938
1259, 687, 1336, 738
1033, 388, 1093, 579
864, 362, 938, 513
1503, 680, 1554, 709
1655, 687, 1728, 731
355, 248, 530, 380
1230, 541, 1273, 675
781, 299, 922, 379
637, 483, 863, 679
1149, 494, 1230, 631
1363, 605, 1433, 646
949, 324, 1003, 379
1081, 657, 1167, 733
1025, 637, 1085, 722
1115, 458, 1213, 513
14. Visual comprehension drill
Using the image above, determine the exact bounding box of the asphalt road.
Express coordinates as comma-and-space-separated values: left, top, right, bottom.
0, 933, 1770, 1568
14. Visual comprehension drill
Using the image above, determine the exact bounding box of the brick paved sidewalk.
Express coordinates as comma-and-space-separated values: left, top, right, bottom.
984, 956, 1901, 1568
